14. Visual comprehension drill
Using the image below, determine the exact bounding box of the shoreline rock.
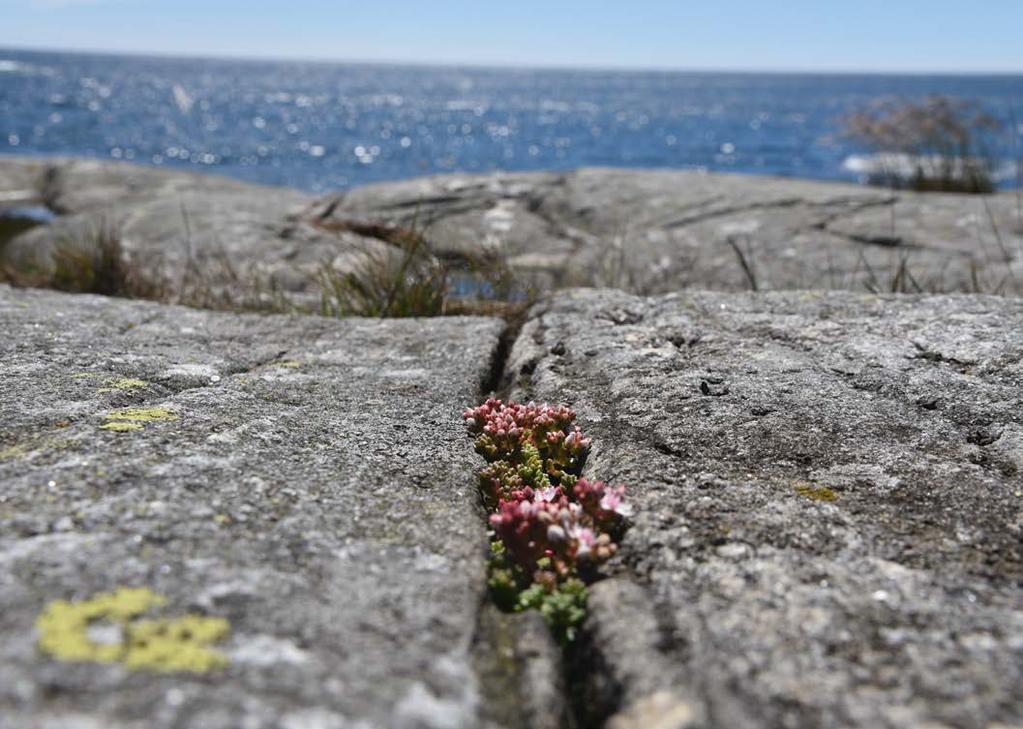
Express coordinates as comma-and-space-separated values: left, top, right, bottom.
2, 155, 1022, 298
508, 288, 1023, 728
2, 156, 1022, 728
0, 284, 505, 729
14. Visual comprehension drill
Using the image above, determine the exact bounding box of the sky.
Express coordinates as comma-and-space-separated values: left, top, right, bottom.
1, 0, 1021, 73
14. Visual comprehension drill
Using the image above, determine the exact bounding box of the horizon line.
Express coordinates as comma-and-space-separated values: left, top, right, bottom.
3, 43, 1023, 77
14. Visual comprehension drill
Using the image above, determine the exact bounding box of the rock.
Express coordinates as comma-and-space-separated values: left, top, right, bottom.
4, 158, 1022, 298
0, 284, 506, 729
0, 156, 252, 215
507, 288, 1023, 728
0, 158, 404, 297
0, 157, 49, 207
318, 168, 1023, 294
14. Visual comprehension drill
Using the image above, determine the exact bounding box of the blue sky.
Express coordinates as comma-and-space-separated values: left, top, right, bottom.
1, 0, 1021, 72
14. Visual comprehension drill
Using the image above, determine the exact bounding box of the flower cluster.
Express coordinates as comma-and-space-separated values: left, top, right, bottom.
463, 398, 630, 641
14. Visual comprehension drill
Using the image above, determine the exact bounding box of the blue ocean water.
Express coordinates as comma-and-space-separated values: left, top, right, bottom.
1, 48, 1021, 193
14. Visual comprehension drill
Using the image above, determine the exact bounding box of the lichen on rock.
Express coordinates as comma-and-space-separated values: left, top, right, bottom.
100, 422, 144, 432
100, 406, 178, 431
36, 587, 230, 674
98, 378, 148, 393
794, 483, 839, 502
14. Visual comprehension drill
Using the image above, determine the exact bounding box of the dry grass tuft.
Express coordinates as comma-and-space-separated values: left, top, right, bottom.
845, 96, 1002, 194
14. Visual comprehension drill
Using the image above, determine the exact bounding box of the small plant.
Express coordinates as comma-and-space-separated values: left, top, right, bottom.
316, 214, 535, 319
464, 398, 631, 642
1, 219, 167, 299
317, 210, 446, 318
844, 96, 1002, 193
50, 221, 166, 298
175, 249, 303, 315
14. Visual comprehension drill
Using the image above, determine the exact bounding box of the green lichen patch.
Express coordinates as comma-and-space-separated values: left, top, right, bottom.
795, 484, 839, 502
98, 378, 148, 393
36, 587, 230, 673
273, 359, 302, 369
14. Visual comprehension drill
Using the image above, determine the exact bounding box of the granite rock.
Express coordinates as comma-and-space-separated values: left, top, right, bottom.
0, 157, 402, 295
4, 158, 1022, 298
320, 167, 1023, 294
508, 288, 1023, 729
0, 284, 505, 729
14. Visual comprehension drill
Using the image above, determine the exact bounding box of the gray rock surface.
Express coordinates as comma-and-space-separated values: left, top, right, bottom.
508, 288, 1023, 729
321, 167, 1023, 294
4, 158, 1022, 297
0, 157, 401, 295
0, 284, 505, 729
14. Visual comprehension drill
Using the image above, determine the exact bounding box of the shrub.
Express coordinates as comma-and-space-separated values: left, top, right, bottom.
844, 96, 1001, 193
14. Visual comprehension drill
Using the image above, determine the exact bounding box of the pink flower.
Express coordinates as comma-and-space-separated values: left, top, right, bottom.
573, 479, 631, 530
467, 399, 628, 598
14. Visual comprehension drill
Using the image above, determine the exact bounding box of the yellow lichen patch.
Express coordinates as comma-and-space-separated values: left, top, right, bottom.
100, 422, 144, 432
795, 484, 839, 502
100, 407, 178, 432
104, 407, 177, 423
274, 360, 301, 369
0, 443, 28, 460
98, 378, 148, 393
36, 587, 229, 674
124, 615, 230, 673
36, 587, 166, 664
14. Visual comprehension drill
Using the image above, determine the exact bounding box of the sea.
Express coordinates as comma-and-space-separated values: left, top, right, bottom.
1, 48, 1021, 193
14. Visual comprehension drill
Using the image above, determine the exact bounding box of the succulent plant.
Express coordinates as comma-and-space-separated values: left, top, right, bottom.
464, 398, 630, 641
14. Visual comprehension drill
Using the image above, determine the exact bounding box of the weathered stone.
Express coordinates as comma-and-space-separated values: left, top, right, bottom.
4, 158, 1022, 298
321, 168, 1023, 294
0, 157, 401, 296
0, 284, 505, 729
0, 157, 44, 206
0, 156, 251, 214
507, 288, 1023, 729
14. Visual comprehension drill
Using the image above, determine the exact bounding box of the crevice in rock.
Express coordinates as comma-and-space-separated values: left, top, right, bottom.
910, 341, 976, 371
471, 605, 569, 729
467, 315, 638, 729
825, 228, 917, 249
481, 308, 535, 399
805, 195, 897, 230
659, 197, 804, 229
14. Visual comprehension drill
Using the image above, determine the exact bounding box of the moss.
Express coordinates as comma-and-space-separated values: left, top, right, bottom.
100, 422, 144, 432
98, 378, 148, 393
795, 484, 839, 502
36, 587, 229, 674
